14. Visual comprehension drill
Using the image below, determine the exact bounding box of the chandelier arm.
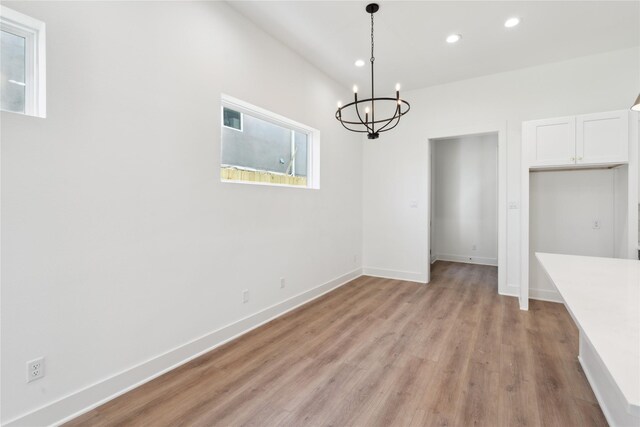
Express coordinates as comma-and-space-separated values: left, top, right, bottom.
380, 118, 401, 133
335, 113, 370, 133
378, 110, 403, 134
374, 113, 398, 134
336, 115, 407, 126
335, 99, 410, 126
338, 117, 402, 126
377, 100, 411, 132
339, 97, 404, 109
339, 122, 369, 133
376, 106, 401, 133
400, 100, 411, 115
353, 101, 374, 133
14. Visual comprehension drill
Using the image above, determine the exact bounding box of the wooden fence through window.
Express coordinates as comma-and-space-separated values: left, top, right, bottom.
221, 167, 307, 187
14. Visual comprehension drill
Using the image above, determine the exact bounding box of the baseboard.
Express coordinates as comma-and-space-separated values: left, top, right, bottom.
433, 254, 498, 266
529, 287, 563, 303
499, 283, 519, 298
362, 267, 427, 284
4, 268, 363, 427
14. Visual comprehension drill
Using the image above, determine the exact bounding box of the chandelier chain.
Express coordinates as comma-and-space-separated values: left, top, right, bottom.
370, 12, 375, 62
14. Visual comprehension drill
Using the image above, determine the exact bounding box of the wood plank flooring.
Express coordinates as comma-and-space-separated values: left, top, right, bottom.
66, 261, 606, 426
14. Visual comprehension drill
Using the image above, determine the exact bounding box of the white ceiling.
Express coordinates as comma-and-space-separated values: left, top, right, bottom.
228, 1, 640, 95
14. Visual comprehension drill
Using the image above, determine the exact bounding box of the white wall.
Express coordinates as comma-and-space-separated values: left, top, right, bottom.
363, 47, 640, 292
529, 169, 616, 301
0, 2, 363, 424
613, 165, 629, 259
431, 134, 498, 266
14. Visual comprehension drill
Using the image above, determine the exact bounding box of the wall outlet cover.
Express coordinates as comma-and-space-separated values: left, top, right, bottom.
26, 357, 45, 383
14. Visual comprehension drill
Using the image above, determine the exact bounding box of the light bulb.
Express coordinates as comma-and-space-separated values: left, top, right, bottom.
504, 17, 520, 28
365, 106, 370, 114
337, 101, 342, 108
353, 85, 358, 93
446, 34, 462, 43
395, 83, 401, 91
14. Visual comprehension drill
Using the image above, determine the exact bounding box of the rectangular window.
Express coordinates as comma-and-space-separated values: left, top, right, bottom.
0, 6, 46, 117
223, 107, 242, 131
220, 95, 320, 189
1, 29, 26, 113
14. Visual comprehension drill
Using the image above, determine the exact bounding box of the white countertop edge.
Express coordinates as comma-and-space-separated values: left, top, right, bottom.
535, 252, 640, 416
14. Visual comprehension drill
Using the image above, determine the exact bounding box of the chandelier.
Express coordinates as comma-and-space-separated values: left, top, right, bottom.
335, 3, 410, 139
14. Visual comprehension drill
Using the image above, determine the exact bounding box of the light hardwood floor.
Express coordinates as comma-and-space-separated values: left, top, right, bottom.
67, 261, 606, 426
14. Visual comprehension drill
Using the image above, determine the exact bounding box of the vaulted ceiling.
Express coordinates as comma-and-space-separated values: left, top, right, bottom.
229, 1, 640, 94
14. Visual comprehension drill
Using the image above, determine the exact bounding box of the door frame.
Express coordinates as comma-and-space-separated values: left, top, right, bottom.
426, 122, 507, 296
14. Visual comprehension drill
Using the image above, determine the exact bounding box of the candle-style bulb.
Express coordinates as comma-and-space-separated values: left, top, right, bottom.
337, 101, 342, 108
353, 85, 358, 93
365, 106, 370, 114
395, 83, 401, 91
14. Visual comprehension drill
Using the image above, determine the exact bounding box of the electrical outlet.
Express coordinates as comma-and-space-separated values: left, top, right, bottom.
242, 290, 249, 303
26, 357, 45, 383
593, 220, 601, 229
280, 278, 286, 289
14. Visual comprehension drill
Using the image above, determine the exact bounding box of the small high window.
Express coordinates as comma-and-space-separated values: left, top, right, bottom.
220, 95, 320, 189
223, 107, 242, 131
0, 6, 46, 117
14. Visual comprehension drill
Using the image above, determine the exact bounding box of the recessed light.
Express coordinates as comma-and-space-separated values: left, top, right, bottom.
504, 17, 520, 28
355, 59, 365, 67
446, 34, 462, 44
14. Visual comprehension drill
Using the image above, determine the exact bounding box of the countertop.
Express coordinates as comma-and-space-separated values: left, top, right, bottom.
536, 252, 640, 415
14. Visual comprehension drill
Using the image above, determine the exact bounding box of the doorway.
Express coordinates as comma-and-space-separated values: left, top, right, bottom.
427, 128, 507, 295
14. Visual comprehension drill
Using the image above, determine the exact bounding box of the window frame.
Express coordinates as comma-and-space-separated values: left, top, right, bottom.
0, 6, 46, 118
220, 94, 320, 189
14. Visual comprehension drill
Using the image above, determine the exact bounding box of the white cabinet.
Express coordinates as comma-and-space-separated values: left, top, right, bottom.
577, 111, 628, 165
526, 116, 575, 167
525, 110, 629, 169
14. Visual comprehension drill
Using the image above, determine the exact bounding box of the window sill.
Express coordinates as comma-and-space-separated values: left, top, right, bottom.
220, 178, 318, 190
1, 109, 46, 118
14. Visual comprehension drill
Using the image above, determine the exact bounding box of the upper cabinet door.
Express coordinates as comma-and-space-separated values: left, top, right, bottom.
526, 116, 576, 167
576, 111, 628, 165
